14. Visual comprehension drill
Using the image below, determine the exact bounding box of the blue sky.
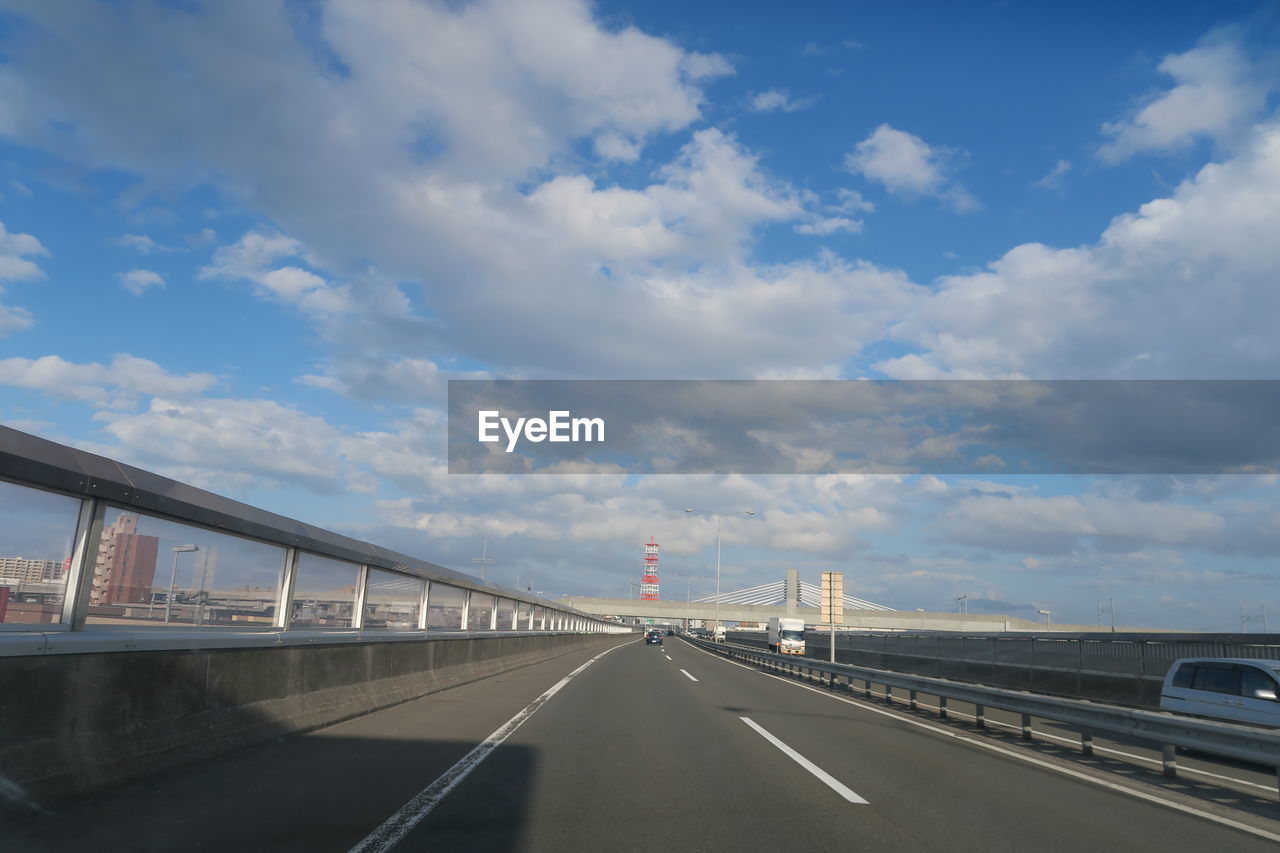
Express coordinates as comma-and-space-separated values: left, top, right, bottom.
1, 0, 1279, 630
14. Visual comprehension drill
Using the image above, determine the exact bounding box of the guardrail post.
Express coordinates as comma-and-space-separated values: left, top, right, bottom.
864, 678, 872, 698
975, 704, 986, 729
1021, 713, 1033, 741
1161, 745, 1177, 779
885, 685, 893, 705
1081, 728, 1094, 757
910, 689, 918, 710
938, 696, 948, 720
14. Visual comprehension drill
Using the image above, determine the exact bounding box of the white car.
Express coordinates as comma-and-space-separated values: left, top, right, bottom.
1160, 658, 1280, 727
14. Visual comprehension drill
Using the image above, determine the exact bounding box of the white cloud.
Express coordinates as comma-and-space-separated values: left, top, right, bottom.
749, 88, 817, 113
681, 51, 735, 81
0, 221, 46, 337
0, 303, 32, 337
593, 131, 642, 162
1100, 31, 1271, 163
796, 187, 875, 235
0, 221, 47, 261
199, 230, 357, 317
117, 268, 165, 295
0, 221, 48, 283
116, 234, 160, 253
200, 231, 308, 280
845, 124, 977, 212
937, 493, 1225, 556
114, 233, 182, 254
0, 4, 926, 381
1032, 159, 1071, 189
96, 397, 354, 495
877, 119, 1280, 379
834, 188, 874, 214
299, 356, 489, 404
801, 41, 862, 58
795, 217, 862, 235
0, 354, 217, 408
321, 0, 718, 179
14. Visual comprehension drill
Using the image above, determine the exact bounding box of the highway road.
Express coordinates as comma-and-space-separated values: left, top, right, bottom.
6, 634, 1280, 852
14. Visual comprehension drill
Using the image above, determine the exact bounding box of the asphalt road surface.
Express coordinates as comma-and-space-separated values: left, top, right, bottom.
6, 634, 1279, 852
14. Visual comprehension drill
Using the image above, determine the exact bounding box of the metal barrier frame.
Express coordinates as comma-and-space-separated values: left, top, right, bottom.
0, 425, 628, 649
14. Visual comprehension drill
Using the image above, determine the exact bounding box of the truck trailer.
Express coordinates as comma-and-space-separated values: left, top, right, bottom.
768, 617, 805, 655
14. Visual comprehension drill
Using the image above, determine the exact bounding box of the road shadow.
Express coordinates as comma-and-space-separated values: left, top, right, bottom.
1, 733, 539, 853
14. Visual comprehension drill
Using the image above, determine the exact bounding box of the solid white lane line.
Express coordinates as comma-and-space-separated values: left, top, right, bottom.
680, 668, 699, 682
692, 646, 1280, 845
348, 643, 625, 853
740, 717, 869, 804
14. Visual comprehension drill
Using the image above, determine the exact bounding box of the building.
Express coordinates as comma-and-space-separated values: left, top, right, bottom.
0, 555, 64, 583
89, 513, 159, 606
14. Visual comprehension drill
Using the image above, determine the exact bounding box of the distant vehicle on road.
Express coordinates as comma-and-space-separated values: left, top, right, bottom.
644, 630, 663, 645
711, 626, 726, 643
767, 617, 805, 655
1160, 658, 1280, 727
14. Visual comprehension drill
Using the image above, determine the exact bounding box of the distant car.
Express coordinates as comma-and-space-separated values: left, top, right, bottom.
665, 630, 674, 636
644, 631, 663, 645
1160, 658, 1280, 727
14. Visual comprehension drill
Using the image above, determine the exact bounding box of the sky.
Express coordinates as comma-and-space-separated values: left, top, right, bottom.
0, 0, 1278, 631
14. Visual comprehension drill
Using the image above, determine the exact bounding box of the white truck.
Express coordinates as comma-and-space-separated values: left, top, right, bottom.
768, 617, 805, 655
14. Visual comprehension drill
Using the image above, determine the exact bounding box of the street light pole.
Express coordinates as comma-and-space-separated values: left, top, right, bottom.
686, 576, 693, 630
685, 508, 755, 631
165, 545, 199, 625
1038, 609, 1052, 631
471, 539, 496, 581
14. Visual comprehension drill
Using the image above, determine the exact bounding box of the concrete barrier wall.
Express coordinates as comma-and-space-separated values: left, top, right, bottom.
1, 631, 629, 806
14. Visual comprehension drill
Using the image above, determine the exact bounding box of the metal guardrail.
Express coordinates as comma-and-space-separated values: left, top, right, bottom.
692, 637, 1280, 794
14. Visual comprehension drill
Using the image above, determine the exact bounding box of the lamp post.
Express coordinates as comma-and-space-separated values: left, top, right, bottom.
674, 572, 706, 630
916, 608, 925, 630
684, 508, 755, 631
471, 539, 496, 581
1038, 609, 1052, 631
165, 545, 199, 625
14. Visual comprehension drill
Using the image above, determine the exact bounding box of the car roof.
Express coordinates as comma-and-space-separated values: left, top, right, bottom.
1170, 657, 1280, 670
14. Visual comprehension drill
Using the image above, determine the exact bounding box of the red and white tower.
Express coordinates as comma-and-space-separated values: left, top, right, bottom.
639, 538, 659, 600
